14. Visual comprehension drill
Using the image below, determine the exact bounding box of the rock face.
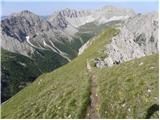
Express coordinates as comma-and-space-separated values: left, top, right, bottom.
2, 10, 52, 41
48, 9, 91, 29
96, 12, 158, 67
1, 10, 53, 56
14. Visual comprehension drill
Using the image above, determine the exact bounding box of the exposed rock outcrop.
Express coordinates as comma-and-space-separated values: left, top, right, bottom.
97, 12, 158, 67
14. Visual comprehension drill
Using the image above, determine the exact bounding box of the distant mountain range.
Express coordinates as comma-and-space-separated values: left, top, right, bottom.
1, 6, 135, 58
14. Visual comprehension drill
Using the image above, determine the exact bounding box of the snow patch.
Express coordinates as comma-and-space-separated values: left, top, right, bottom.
26, 36, 39, 49
19, 62, 26, 67
26, 36, 29, 40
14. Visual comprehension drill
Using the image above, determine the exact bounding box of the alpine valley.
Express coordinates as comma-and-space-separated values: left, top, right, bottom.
1, 5, 159, 119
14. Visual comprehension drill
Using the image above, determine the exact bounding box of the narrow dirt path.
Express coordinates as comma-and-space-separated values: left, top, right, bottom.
85, 60, 100, 119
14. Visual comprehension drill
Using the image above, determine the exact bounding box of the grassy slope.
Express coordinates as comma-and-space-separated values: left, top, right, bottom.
1, 27, 158, 119
1, 49, 68, 102
96, 54, 159, 119
1, 49, 41, 102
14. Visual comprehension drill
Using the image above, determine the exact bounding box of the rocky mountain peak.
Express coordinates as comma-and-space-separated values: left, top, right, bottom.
11, 10, 37, 17
97, 5, 135, 17
1, 10, 52, 42
52, 8, 90, 18
48, 8, 92, 30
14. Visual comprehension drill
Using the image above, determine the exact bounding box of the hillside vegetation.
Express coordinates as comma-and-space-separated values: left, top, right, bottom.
96, 53, 159, 119
1, 27, 158, 119
1, 49, 68, 102
1, 49, 40, 102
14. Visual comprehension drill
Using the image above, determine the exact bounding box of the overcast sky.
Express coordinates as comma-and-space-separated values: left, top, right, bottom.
1, 0, 159, 16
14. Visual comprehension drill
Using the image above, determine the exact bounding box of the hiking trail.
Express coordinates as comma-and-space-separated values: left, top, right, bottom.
86, 60, 100, 119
